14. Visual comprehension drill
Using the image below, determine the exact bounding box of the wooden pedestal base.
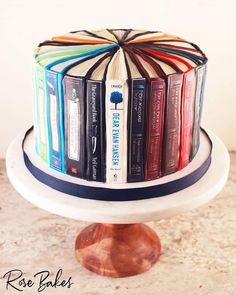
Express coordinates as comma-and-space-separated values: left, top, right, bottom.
75, 223, 161, 277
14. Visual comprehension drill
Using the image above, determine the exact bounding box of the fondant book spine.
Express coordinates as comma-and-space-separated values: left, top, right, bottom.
33, 63, 49, 163
198, 64, 207, 125
162, 73, 183, 175
63, 75, 86, 178
45, 69, 64, 171
127, 78, 146, 182
106, 80, 127, 183
179, 69, 196, 169
32, 63, 40, 155
191, 64, 207, 158
145, 78, 166, 180
86, 79, 106, 182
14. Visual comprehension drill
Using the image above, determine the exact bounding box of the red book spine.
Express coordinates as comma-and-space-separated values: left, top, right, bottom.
179, 69, 196, 169
145, 78, 166, 180
162, 73, 183, 175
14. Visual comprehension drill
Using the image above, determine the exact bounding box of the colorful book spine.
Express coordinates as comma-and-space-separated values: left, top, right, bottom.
191, 64, 207, 158
63, 75, 86, 178
33, 62, 49, 162
32, 63, 40, 155
45, 69, 64, 171
162, 73, 183, 175
198, 65, 207, 124
145, 78, 166, 180
106, 80, 128, 183
128, 78, 146, 182
86, 79, 106, 182
179, 69, 196, 169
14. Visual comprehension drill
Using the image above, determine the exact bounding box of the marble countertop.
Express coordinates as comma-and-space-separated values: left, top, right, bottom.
0, 155, 236, 295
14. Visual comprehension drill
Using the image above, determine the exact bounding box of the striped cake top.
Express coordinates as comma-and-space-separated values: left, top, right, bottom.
34, 29, 207, 76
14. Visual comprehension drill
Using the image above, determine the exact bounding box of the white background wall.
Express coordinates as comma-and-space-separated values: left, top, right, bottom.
0, 0, 235, 157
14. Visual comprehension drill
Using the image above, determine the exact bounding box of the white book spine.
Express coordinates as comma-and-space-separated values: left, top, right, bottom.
106, 80, 128, 183
194, 65, 205, 123
49, 93, 59, 152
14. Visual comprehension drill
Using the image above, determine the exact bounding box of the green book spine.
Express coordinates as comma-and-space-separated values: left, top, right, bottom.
33, 62, 49, 163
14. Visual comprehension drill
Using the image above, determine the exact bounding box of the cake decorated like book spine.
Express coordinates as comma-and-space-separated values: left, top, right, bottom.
191, 64, 207, 159
127, 78, 146, 182
63, 76, 86, 178
33, 62, 49, 163
45, 69, 64, 172
86, 79, 106, 182
105, 79, 128, 183
145, 78, 165, 180
179, 69, 196, 170
162, 73, 183, 175
32, 29, 208, 184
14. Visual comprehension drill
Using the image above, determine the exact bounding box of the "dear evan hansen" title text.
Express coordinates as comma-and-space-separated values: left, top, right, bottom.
112, 112, 120, 166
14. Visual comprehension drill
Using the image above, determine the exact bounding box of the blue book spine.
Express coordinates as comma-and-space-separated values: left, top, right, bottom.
127, 78, 146, 182
45, 69, 65, 172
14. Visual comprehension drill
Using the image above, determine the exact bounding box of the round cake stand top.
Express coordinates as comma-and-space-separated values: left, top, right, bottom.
6, 130, 229, 224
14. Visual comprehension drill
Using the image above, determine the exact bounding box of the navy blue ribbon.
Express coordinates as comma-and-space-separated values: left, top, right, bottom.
22, 127, 212, 201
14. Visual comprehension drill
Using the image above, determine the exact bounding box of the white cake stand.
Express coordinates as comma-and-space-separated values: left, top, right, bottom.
6, 129, 230, 278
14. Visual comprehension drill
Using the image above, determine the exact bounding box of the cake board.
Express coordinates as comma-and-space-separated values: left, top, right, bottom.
6, 129, 230, 277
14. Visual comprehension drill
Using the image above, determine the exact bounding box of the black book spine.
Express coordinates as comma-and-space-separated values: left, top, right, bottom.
127, 78, 146, 182
86, 80, 106, 182
63, 75, 86, 178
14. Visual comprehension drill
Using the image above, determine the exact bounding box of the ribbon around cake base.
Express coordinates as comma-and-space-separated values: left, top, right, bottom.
22, 127, 212, 201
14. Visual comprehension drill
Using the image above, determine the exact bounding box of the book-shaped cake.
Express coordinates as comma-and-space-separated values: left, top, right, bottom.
32, 29, 208, 184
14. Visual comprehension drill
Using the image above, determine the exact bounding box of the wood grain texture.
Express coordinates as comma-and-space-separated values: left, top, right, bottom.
75, 223, 161, 277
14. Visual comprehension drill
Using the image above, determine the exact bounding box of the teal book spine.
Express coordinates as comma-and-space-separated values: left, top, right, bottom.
45, 69, 65, 172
